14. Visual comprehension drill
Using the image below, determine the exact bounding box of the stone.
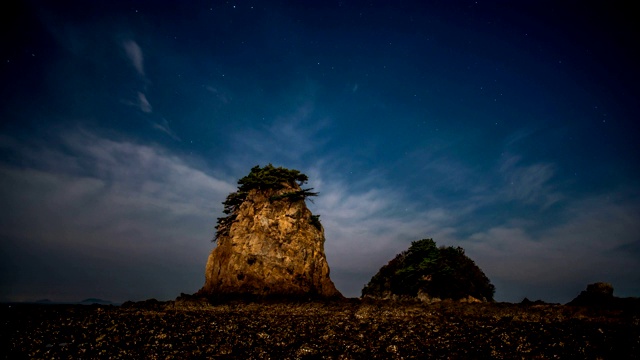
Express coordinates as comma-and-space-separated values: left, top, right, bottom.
459, 295, 482, 304
586, 282, 614, 297
197, 166, 341, 299
568, 282, 640, 311
567, 282, 614, 307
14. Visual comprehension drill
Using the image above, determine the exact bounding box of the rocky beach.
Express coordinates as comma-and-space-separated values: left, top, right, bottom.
2, 299, 639, 359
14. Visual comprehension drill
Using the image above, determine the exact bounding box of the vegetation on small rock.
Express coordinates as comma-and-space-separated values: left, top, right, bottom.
362, 238, 495, 302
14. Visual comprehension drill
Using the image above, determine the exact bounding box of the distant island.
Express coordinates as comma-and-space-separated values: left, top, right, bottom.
23, 298, 118, 305
79, 298, 116, 305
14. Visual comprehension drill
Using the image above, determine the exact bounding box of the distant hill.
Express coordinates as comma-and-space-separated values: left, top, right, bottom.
2, 298, 119, 305
79, 298, 115, 305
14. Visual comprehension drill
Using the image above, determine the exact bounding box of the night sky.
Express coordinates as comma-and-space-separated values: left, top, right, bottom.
1, 1, 639, 303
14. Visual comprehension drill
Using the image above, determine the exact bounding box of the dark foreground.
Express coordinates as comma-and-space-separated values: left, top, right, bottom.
2, 300, 639, 359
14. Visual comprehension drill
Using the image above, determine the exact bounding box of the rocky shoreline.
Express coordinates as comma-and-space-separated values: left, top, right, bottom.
2, 299, 639, 359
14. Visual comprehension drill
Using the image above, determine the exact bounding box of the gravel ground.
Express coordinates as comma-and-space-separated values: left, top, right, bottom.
2, 300, 639, 359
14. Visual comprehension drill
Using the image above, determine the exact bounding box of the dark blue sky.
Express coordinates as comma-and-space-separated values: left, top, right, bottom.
1, 0, 639, 303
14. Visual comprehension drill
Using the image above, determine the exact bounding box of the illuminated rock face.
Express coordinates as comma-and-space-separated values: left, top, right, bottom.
198, 185, 341, 299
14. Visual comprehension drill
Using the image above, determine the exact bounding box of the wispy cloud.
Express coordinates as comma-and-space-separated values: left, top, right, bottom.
229, 101, 330, 167
0, 131, 234, 302
498, 154, 562, 207
137, 92, 152, 113
119, 41, 181, 141
302, 164, 466, 297
462, 193, 640, 302
317, 187, 456, 262
152, 118, 181, 141
122, 39, 144, 76
3, 120, 637, 303
205, 85, 231, 104
122, 92, 154, 114
302, 139, 639, 300
128, 92, 180, 141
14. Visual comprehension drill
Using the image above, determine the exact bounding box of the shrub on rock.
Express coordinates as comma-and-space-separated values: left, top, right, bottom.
362, 238, 495, 302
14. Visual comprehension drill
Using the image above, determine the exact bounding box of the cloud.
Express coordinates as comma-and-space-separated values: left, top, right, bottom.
461, 192, 640, 302
119, 41, 181, 141
228, 101, 330, 167
122, 39, 144, 76
122, 91, 154, 114
220, 97, 448, 295
205, 85, 231, 104
3, 120, 637, 303
305, 167, 463, 297
498, 154, 562, 207
303, 144, 639, 301
0, 132, 235, 302
123, 88, 180, 141
312, 161, 639, 301
152, 118, 181, 141
137, 92, 152, 113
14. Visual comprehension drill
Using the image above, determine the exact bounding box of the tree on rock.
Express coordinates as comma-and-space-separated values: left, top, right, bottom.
362, 238, 495, 302
214, 164, 318, 242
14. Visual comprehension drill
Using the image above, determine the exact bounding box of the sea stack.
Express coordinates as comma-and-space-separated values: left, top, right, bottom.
198, 164, 341, 299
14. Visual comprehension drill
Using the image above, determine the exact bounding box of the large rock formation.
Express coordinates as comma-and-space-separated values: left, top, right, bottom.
198, 165, 341, 299
362, 239, 495, 303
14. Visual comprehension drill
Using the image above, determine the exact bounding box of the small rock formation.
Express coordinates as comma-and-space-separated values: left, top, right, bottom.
197, 165, 341, 299
362, 238, 495, 302
567, 282, 640, 312
520, 297, 550, 306
567, 282, 615, 307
